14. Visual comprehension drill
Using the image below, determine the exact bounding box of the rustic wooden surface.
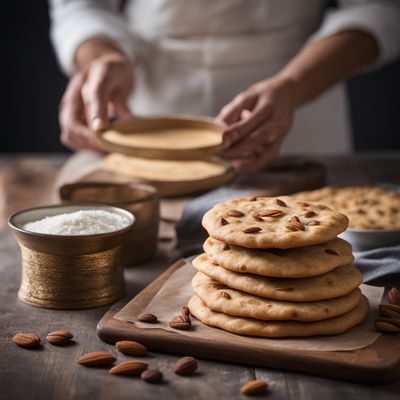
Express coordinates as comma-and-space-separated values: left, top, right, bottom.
97, 259, 400, 384
1, 153, 400, 400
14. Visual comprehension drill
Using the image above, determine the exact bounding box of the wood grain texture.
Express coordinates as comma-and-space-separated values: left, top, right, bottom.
97, 260, 400, 385
1, 153, 400, 400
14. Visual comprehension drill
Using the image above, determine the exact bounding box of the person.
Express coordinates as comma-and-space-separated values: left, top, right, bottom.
49, 0, 400, 171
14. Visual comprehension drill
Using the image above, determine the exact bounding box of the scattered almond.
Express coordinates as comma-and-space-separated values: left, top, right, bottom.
374, 319, 400, 333
46, 329, 73, 346
227, 209, 245, 217
173, 356, 198, 375
253, 215, 264, 221
243, 226, 262, 233
388, 288, 400, 306
220, 291, 231, 299
240, 379, 268, 395
220, 217, 229, 226
248, 196, 257, 201
78, 351, 116, 367
137, 313, 158, 323
13, 333, 41, 349
379, 304, 400, 319
169, 315, 191, 330
141, 368, 163, 383
116, 340, 148, 356
109, 360, 148, 376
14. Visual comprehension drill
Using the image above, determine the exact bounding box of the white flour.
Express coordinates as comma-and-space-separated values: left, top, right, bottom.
23, 210, 130, 235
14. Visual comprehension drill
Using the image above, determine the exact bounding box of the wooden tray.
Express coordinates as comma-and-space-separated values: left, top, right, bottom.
97, 260, 400, 385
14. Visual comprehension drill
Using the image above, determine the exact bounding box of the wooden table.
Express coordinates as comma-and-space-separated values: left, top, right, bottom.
1, 153, 399, 400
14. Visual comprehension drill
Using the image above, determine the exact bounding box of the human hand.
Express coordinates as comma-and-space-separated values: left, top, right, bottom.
59, 53, 134, 151
217, 76, 295, 171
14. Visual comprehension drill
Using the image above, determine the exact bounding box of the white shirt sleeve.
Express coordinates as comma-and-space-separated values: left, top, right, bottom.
49, 0, 134, 75
310, 0, 400, 69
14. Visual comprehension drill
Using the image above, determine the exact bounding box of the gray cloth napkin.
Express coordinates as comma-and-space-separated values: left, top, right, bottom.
355, 245, 400, 286
176, 186, 400, 287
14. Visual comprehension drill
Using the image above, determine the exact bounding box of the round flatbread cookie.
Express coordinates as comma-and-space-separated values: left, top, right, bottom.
294, 186, 400, 229
192, 272, 362, 322
188, 295, 369, 338
202, 196, 349, 249
203, 237, 354, 278
192, 254, 362, 302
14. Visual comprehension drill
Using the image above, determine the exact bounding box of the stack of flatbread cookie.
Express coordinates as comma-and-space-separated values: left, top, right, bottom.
188, 196, 369, 338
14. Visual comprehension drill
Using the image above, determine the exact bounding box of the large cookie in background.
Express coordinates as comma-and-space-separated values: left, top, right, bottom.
202, 196, 348, 249
188, 295, 369, 338
204, 237, 353, 278
293, 186, 400, 229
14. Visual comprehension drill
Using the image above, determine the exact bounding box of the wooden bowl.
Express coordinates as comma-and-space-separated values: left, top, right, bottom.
96, 115, 224, 160
60, 182, 160, 266
8, 204, 134, 309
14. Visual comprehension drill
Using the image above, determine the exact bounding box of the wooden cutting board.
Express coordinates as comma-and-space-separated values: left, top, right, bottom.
97, 259, 400, 385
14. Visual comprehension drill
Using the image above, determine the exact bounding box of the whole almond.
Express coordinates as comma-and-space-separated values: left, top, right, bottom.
137, 313, 158, 323
276, 199, 287, 207
377, 317, 400, 328
78, 351, 116, 367
141, 368, 163, 383
374, 320, 400, 333
13, 333, 41, 349
116, 340, 148, 356
379, 304, 400, 317
243, 226, 262, 234
379, 304, 400, 318
304, 210, 317, 218
169, 315, 191, 330
227, 209, 245, 217
173, 356, 198, 375
388, 288, 400, 306
109, 360, 148, 376
46, 329, 73, 346
240, 379, 268, 395
258, 209, 284, 217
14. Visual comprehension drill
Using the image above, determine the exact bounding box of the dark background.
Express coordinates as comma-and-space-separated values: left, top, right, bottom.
3, 2, 400, 153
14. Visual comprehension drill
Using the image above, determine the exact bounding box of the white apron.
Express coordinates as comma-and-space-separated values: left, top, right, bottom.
126, 0, 351, 154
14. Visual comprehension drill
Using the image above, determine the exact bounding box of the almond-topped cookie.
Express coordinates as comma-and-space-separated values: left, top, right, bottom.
203, 237, 354, 278
192, 271, 362, 322
192, 254, 362, 302
202, 196, 349, 249
188, 295, 369, 338
294, 186, 400, 229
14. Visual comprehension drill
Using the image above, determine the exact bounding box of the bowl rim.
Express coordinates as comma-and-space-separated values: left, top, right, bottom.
8, 203, 135, 239
345, 227, 400, 234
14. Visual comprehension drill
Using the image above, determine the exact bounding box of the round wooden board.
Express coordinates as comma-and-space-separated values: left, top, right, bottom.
96, 116, 224, 161
102, 154, 236, 197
